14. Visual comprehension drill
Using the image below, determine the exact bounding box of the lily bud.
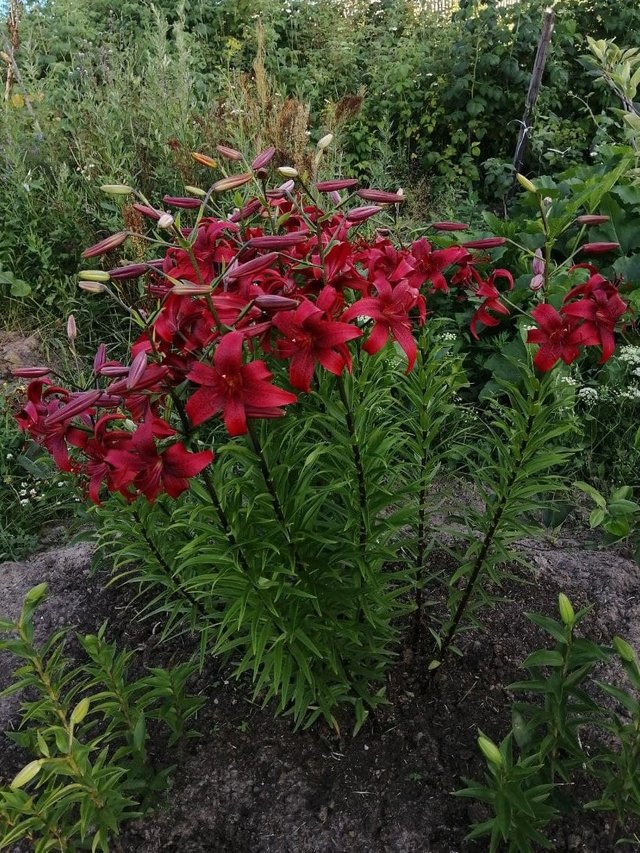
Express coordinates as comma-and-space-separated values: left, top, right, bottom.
229, 199, 262, 222
171, 282, 212, 295
316, 133, 334, 150
66, 314, 77, 343
316, 178, 359, 192
157, 213, 175, 229
532, 248, 545, 277
12, 367, 51, 378
127, 351, 148, 390
247, 231, 309, 249
79, 281, 107, 293
191, 151, 218, 168
79, 269, 110, 282
213, 173, 253, 192
516, 173, 537, 193
558, 593, 575, 626
329, 191, 341, 205
132, 203, 162, 221
346, 205, 382, 223
93, 344, 107, 373
613, 636, 637, 664
575, 214, 610, 226
162, 195, 201, 209
251, 146, 276, 171
431, 221, 469, 231
225, 253, 278, 281
81, 231, 128, 259
45, 390, 102, 426
580, 242, 620, 254
100, 184, 133, 195
107, 263, 148, 281
357, 189, 407, 204
478, 735, 503, 767
255, 294, 300, 311
184, 185, 207, 197
277, 166, 298, 178
462, 237, 507, 249
530, 274, 545, 292
215, 144, 243, 161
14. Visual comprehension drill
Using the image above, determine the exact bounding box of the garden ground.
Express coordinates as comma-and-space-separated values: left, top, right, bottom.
1, 537, 638, 852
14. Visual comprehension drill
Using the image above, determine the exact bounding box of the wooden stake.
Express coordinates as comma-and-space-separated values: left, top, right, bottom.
508, 7, 555, 198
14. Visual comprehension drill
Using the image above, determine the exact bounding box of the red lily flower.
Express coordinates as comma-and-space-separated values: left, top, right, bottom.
272, 288, 362, 392
469, 271, 513, 340
562, 286, 627, 363
105, 417, 214, 502
409, 238, 467, 293
527, 304, 581, 372
342, 276, 424, 371
185, 331, 297, 435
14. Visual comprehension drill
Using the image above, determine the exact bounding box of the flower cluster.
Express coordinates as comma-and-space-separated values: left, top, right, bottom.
13, 150, 629, 505
526, 270, 628, 371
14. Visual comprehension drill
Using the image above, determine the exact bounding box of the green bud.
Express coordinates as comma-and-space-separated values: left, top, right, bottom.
558, 593, 575, 627
10, 759, 43, 789
478, 734, 503, 767
24, 583, 48, 606
516, 173, 537, 193
613, 636, 637, 664
184, 185, 207, 197
100, 184, 133, 195
70, 697, 91, 725
79, 270, 111, 282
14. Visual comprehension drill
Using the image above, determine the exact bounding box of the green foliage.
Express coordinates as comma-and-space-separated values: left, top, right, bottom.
458, 595, 640, 849
430, 359, 576, 667
0, 584, 203, 851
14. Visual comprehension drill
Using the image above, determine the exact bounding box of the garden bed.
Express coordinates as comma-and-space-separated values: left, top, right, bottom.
1, 537, 638, 852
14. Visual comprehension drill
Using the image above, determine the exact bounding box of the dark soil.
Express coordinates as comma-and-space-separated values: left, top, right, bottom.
1, 537, 639, 852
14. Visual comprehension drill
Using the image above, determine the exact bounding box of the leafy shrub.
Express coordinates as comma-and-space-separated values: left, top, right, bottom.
0, 583, 203, 852
457, 595, 640, 849
11, 144, 631, 730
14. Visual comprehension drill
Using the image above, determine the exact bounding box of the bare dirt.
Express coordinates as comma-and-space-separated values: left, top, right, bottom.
1, 536, 639, 852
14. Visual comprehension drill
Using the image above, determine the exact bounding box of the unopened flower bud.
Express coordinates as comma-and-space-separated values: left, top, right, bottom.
613, 636, 637, 664
184, 185, 207, 197
346, 205, 382, 223
81, 231, 128, 259
329, 191, 341, 205
66, 314, 77, 342
542, 197, 553, 208
157, 213, 175, 229
132, 203, 162, 221
215, 144, 243, 161
251, 146, 276, 171
316, 133, 334, 150
191, 151, 218, 168
558, 593, 575, 626
575, 214, 610, 226
277, 166, 298, 178
79, 281, 107, 293
79, 270, 110, 282
516, 173, 537, 193
213, 173, 253, 192
162, 195, 201, 209
580, 242, 620, 255
100, 183, 133, 195
478, 735, 503, 767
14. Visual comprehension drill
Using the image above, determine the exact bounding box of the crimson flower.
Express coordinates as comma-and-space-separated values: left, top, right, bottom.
186, 331, 297, 435
342, 277, 424, 371
272, 288, 362, 391
409, 238, 467, 293
105, 417, 214, 502
469, 270, 513, 339
527, 305, 581, 372
562, 286, 627, 363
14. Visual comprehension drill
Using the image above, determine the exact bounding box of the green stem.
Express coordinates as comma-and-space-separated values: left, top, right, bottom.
337, 374, 367, 551
433, 387, 540, 669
